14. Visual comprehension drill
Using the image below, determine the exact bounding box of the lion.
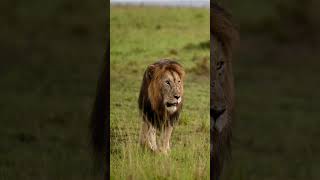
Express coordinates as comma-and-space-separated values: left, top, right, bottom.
211, 2, 238, 180
138, 59, 185, 154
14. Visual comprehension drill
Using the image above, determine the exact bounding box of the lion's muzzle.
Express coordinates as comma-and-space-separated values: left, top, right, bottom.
165, 97, 181, 114
211, 107, 227, 133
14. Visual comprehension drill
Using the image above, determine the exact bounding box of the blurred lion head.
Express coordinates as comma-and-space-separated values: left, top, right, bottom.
211, 2, 238, 179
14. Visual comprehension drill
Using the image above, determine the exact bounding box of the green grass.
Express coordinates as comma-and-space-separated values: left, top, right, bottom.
110, 6, 210, 179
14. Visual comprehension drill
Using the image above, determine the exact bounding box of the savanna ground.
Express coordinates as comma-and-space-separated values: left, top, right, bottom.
110, 6, 210, 180
222, 0, 320, 179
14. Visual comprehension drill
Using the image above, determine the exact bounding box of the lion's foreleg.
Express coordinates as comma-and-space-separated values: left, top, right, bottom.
139, 121, 158, 152
160, 124, 173, 154
148, 125, 157, 151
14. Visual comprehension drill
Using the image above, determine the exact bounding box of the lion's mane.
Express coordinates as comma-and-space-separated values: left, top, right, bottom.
211, 2, 238, 179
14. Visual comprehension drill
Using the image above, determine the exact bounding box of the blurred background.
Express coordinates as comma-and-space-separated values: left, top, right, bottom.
111, 0, 209, 7
219, 0, 320, 179
1, 0, 106, 179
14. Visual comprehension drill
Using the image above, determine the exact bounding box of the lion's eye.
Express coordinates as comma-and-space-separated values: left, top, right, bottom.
165, 80, 170, 85
177, 80, 181, 83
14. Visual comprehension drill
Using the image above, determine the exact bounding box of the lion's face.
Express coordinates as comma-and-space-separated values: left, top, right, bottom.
211, 35, 233, 133
160, 70, 183, 114
144, 60, 185, 116
211, 29, 234, 180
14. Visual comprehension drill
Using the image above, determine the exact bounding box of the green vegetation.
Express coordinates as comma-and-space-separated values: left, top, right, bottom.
110, 6, 210, 180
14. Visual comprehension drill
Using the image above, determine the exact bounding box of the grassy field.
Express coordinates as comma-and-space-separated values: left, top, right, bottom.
110, 6, 210, 180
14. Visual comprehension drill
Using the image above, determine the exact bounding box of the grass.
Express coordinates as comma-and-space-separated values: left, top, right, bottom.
110, 5, 210, 180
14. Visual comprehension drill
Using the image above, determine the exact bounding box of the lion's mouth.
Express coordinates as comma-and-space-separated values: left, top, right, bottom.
165, 101, 179, 113
166, 102, 178, 107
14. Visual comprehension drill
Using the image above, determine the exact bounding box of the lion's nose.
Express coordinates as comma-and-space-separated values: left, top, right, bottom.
211, 108, 226, 122
174, 95, 180, 100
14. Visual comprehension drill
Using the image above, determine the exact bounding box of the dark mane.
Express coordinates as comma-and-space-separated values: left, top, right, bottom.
211, 2, 239, 56
211, 2, 238, 180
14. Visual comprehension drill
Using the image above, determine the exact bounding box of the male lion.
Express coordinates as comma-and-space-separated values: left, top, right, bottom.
138, 59, 185, 154
211, 2, 238, 180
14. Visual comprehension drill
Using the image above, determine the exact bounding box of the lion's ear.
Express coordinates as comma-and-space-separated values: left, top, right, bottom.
180, 70, 186, 80
146, 64, 155, 80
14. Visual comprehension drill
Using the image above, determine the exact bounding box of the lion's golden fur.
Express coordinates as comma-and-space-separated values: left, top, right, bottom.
147, 62, 185, 112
